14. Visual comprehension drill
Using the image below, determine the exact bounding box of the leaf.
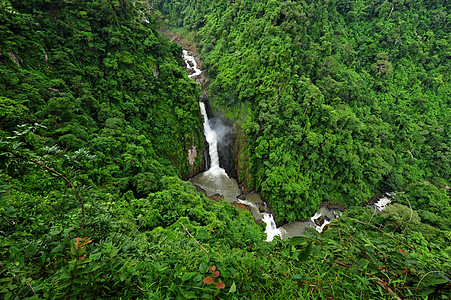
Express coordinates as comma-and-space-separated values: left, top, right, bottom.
152, 263, 168, 273
181, 272, 196, 282
305, 227, 319, 235
228, 281, 236, 293
59, 271, 72, 279
203, 276, 214, 284
89, 252, 101, 261
216, 282, 225, 289
73, 277, 89, 284
213, 270, 220, 277
208, 265, 216, 273
424, 275, 449, 286
199, 262, 208, 273
80, 240, 92, 247
75, 266, 93, 275
299, 242, 313, 261
119, 270, 126, 282
291, 274, 303, 280
50, 244, 64, 255
289, 236, 304, 246
312, 245, 321, 257
24, 244, 38, 256
357, 258, 369, 270
110, 248, 119, 259
58, 281, 72, 289
200, 293, 213, 300
48, 226, 61, 235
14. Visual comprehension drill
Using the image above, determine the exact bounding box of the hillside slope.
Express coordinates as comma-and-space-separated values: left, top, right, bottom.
158, 0, 450, 223
0, 1, 449, 299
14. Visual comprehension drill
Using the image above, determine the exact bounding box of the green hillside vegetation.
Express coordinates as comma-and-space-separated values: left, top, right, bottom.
158, 0, 450, 223
1, 0, 450, 299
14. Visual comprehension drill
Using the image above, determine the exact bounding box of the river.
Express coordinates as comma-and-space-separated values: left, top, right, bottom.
182, 49, 391, 241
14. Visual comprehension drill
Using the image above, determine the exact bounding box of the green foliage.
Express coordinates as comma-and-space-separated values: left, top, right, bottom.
0, 0, 205, 181
395, 183, 451, 231
1, 0, 450, 299
157, 0, 450, 223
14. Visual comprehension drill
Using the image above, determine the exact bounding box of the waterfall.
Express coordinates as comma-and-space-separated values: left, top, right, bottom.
262, 213, 282, 242
183, 48, 280, 242
199, 102, 225, 176
186, 48, 241, 203
183, 50, 202, 78
199, 102, 227, 177
372, 193, 392, 213
311, 212, 331, 233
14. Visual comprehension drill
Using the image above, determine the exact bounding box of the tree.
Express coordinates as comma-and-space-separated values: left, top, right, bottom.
371, 52, 393, 77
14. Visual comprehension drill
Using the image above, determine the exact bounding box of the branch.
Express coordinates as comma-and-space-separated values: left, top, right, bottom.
1, 214, 15, 226
180, 222, 208, 253
335, 260, 401, 300
388, 5, 394, 19
345, 217, 416, 252
9, 151, 85, 229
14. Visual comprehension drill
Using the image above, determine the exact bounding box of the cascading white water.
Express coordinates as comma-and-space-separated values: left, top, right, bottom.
199, 102, 227, 177
311, 212, 331, 233
184, 49, 284, 241
183, 50, 202, 78
373, 193, 392, 213
262, 213, 282, 242
186, 48, 241, 203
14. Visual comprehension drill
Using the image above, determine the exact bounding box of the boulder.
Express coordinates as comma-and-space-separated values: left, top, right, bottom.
232, 201, 247, 210
314, 216, 324, 227
208, 194, 221, 202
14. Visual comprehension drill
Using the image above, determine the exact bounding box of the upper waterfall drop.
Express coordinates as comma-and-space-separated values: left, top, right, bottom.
183, 47, 284, 241
183, 50, 202, 78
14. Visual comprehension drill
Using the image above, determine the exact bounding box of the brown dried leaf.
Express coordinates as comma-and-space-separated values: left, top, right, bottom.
216, 282, 225, 289
80, 240, 92, 247
203, 276, 214, 284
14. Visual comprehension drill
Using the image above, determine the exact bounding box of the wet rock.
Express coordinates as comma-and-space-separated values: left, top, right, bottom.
314, 216, 324, 227
239, 184, 249, 195
195, 185, 220, 201
258, 205, 266, 213
208, 194, 221, 202
195, 185, 207, 195
232, 202, 247, 210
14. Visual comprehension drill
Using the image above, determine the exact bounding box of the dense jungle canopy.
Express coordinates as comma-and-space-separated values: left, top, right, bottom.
0, 0, 450, 299
158, 0, 450, 223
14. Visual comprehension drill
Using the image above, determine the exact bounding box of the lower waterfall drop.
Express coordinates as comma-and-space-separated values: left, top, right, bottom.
262, 213, 282, 242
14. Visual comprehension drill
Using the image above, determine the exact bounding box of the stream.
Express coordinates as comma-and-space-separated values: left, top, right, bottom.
182, 49, 391, 241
